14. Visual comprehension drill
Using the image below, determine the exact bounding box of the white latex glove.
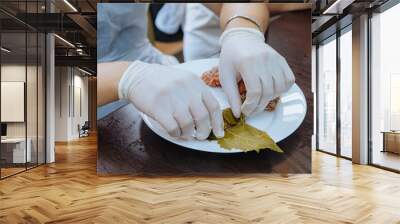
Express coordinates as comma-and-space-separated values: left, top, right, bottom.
119, 61, 224, 140
138, 40, 179, 66
155, 3, 186, 34
157, 53, 179, 66
219, 28, 295, 118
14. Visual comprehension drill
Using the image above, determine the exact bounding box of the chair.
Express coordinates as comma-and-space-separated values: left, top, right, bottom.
78, 121, 90, 138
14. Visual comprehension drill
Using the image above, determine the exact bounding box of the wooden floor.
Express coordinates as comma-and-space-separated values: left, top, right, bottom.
1, 135, 400, 224
372, 150, 400, 171
1, 167, 26, 178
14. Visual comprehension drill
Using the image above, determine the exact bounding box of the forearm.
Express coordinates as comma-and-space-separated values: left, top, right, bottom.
203, 3, 269, 32
266, 3, 311, 15
97, 61, 131, 106
220, 3, 269, 33
203, 3, 310, 32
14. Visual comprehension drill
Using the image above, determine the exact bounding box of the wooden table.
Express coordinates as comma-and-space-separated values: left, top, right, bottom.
97, 10, 312, 175
382, 131, 400, 154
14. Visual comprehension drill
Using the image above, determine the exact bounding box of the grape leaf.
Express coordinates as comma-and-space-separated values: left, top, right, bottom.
218, 121, 283, 153
210, 108, 283, 153
222, 108, 242, 127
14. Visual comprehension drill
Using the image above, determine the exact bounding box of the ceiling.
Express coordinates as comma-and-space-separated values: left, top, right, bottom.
0, 0, 98, 74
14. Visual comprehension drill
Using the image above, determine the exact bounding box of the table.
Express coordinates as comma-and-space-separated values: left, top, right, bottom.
1, 138, 31, 164
382, 131, 400, 154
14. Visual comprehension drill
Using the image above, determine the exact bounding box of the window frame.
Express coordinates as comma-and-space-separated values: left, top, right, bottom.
315, 24, 353, 161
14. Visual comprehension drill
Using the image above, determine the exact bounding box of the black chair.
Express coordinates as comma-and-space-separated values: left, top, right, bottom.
78, 121, 90, 138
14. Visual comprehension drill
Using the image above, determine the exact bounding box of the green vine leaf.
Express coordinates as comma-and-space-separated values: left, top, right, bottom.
209, 108, 283, 153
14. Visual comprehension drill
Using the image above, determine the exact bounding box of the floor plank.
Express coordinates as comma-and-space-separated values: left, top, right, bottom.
1, 135, 400, 224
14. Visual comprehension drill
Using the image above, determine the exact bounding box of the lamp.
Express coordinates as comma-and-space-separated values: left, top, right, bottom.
54, 34, 75, 48
322, 0, 354, 15
1, 47, 11, 53
78, 67, 93, 76
63, 0, 78, 12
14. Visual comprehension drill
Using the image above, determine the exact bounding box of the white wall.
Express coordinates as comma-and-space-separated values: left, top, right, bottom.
54, 67, 89, 141
1, 64, 46, 164
55, 66, 70, 141
70, 73, 89, 138
1, 65, 26, 138
1, 65, 41, 138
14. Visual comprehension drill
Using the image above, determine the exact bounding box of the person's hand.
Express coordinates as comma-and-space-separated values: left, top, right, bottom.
219, 27, 295, 118
119, 61, 224, 140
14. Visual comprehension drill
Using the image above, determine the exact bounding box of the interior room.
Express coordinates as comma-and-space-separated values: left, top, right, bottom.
314, 0, 400, 171
0, 12, 46, 178
0, 0, 97, 179
1, 0, 400, 223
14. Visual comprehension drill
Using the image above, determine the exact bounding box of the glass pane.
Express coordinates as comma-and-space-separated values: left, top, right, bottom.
26, 0, 39, 169
371, 4, 400, 171
317, 37, 337, 154
340, 29, 352, 158
1, 30, 27, 177
38, 32, 45, 165
27, 31, 38, 169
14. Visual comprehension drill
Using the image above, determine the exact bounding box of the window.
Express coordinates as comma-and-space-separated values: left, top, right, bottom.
339, 28, 352, 158
316, 26, 353, 158
0, 1, 47, 179
370, 2, 400, 171
317, 36, 337, 154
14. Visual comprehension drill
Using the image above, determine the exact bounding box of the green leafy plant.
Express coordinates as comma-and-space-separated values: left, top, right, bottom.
209, 108, 283, 153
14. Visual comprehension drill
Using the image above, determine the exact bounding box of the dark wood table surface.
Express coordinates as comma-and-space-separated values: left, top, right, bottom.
97, 10, 312, 175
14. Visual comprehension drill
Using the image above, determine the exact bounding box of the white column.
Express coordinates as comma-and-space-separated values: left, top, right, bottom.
54, 67, 73, 141
352, 14, 369, 164
46, 32, 55, 163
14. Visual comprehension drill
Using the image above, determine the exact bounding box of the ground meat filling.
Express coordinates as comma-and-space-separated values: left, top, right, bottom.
201, 67, 220, 87
201, 66, 280, 112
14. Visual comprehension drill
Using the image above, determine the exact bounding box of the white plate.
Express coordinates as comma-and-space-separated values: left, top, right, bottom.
141, 58, 307, 153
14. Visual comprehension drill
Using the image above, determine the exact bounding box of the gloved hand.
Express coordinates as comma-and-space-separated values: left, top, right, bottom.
155, 53, 179, 66
155, 3, 186, 35
139, 40, 179, 66
219, 27, 295, 118
119, 61, 224, 140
